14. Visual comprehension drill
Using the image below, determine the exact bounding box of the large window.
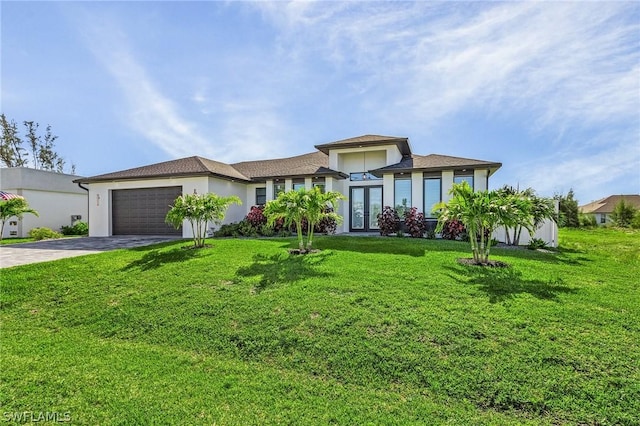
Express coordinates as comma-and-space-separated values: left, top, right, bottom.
292, 179, 305, 191
394, 176, 411, 216
454, 173, 474, 189
424, 177, 441, 218
273, 181, 285, 197
255, 188, 266, 205
350, 172, 382, 181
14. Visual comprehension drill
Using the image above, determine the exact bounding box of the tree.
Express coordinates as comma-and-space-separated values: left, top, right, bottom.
0, 197, 39, 241
0, 114, 72, 173
301, 187, 344, 250
435, 182, 531, 264
165, 192, 241, 248
0, 114, 27, 167
554, 189, 579, 228
498, 185, 556, 245
610, 199, 637, 227
263, 187, 344, 252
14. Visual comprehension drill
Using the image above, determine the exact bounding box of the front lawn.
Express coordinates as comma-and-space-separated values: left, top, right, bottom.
1, 229, 638, 424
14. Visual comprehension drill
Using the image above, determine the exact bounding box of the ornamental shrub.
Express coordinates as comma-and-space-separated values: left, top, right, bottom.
404, 207, 426, 238
60, 221, 88, 236
377, 206, 399, 236
29, 227, 62, 241
440, 219, 465, 240
245, 205, 267, 228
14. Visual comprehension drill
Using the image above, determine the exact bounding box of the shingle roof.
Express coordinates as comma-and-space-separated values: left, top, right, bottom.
75, 156, 250, 183
370, 154, 502, 176
232, 151, 346, 179
315, 134, 412, 156
579, 195, 640, 214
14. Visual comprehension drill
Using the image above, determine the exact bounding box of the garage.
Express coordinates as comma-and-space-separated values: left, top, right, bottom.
112, 186, 182, 236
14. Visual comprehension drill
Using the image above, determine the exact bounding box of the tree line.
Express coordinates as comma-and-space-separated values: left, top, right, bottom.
0, 114, 75, 174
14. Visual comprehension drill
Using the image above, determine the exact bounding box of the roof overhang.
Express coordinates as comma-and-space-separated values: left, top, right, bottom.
73, 171, 253, 185
315, 137, 412, 156
370, 162, 502, 178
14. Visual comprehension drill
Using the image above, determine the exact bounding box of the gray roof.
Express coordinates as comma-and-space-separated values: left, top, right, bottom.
579, 194, 640, 214
315, 134, 412, 156
370, 154, 502, 176
76, 156, 251, 183
232, 151, 346, 180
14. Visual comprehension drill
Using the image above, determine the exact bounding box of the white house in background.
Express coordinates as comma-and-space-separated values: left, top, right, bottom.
76, 135, 504, 238
0, 167, 88, 238
579, 195, 640, 225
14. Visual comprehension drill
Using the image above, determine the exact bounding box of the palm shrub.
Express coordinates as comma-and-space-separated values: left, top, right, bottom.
166, 192, 241, 248
498, 186, 555, 245
263, 187, 344, 252
404, 207, 426, 238
0, 197, 38, 241
436, 182, 532, 264
377, 206, 399, 236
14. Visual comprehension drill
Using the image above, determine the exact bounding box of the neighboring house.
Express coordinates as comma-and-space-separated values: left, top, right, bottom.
0, 167, 88, 238
579, 195, 640, 225
75, 134, 502, 237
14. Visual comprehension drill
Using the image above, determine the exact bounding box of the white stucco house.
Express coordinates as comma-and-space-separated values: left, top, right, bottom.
76, 135, 503, 238
0, 167, 88, 238
579, 195, 640, 225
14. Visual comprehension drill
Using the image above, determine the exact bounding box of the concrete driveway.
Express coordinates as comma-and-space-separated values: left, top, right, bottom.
0, 236, 182, 268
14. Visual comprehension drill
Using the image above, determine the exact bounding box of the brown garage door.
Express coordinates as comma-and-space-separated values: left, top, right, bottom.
112, 187, 182, 236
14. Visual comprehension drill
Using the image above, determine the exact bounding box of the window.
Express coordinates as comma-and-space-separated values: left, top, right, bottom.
273, 181, 285, 197
350, 172, 382, 181
394, 175, 411, 216
292, 179, 305, 191
313, 177, 326, 193
454, 173, 474, 189
424, 177, 441, 218
255, 188, 266, 205
600, 214, 606, 224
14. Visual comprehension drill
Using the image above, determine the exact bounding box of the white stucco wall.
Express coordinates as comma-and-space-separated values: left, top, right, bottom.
494, 219, 558, 248
1, 168, 88, 238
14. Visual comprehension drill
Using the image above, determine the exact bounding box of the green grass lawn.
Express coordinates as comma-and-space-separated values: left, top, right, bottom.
0, 237, 34, 245
1, 229, 638, 425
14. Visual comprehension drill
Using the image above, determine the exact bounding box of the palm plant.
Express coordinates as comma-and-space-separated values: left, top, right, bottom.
263, 187, 344, 252
0, 197, 39, 241
435, 182, 530, 264
303, 187, 344, 250
166, 192, 241, 248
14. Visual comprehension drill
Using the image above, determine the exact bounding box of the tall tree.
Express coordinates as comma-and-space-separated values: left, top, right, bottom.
610, 199, 637, 228
0, 114, 28, 167
0, 114, 71, 173
554, 189, 579, 228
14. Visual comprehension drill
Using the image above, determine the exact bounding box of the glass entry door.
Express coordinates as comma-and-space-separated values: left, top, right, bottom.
350, 186, 382, 232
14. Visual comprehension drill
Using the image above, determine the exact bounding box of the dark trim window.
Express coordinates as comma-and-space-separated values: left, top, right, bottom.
453, 172, 474, 189
394, 175, 411, 216
313, 177, 326, 193
292, 179, 305, 191
350, 172, 382, 181
255, 187, 266, 205
273, 181, 285, 197
424, 177, 441, 218
600, 214, 606, 224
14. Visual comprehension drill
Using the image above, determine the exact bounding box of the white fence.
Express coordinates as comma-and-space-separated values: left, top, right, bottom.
493, 218, 558, 248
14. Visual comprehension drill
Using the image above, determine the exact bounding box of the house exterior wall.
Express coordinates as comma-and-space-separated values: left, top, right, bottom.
1, 167, 88, 238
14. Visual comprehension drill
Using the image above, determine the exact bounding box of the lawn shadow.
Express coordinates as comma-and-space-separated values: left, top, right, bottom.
445, 264, 577, 303
314, 236, 427, 257
121, 247, 204, 271
235, 251, 333, 293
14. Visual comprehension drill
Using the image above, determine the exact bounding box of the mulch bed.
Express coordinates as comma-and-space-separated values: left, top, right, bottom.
288, 249, 321, 255
457, 258, 509, 267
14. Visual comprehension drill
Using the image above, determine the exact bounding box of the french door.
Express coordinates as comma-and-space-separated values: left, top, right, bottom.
350, 186, 383, 232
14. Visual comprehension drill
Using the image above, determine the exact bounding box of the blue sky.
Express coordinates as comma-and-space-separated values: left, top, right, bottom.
2, 1, 639, 204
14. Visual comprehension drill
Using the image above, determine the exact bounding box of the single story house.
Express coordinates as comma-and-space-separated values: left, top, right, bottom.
75, 135, 502, 237
579, 194, 640, 225
0, 167, 88, 238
